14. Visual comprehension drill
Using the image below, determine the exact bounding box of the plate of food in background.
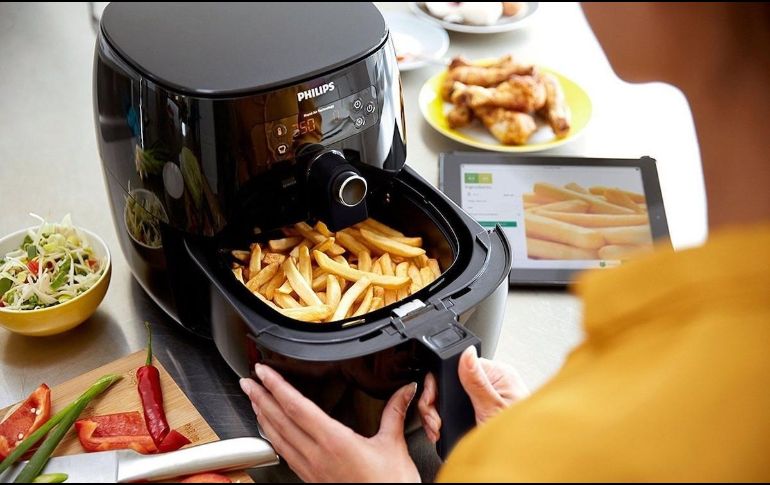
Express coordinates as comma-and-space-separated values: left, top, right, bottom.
409, 2, 539, 34
384, 11, 449, 71
418, 55, 592, 152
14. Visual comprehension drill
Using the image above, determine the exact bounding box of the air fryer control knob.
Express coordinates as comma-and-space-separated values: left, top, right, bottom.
306, 150, 369, 231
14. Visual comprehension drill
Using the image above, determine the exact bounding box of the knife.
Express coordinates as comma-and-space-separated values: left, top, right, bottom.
0, 437, 279, 483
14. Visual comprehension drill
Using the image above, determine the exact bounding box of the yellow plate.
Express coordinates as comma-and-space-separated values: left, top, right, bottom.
418, 63, 592, 152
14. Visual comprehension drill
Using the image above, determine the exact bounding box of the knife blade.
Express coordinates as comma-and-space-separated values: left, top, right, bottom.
0, 437, 279, 483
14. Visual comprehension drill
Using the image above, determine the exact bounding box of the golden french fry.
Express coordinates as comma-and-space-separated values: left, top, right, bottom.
534, 183, 635, 215
312, 237, 335, 254
530, 200, 590, 214
261, 270, 286, 300
294, 222, 326, 244
231, 250, 250, 263
535, 211, 649, 228
350, 263, 358, 270
326, 275, 342, 316
373, 286, 385, 300
253, 291, 282, 312
522, 192, 559, 205
420, 267, 435, 286
358, 251, 372, 273
283, 258, 323, 306
597, 244, 651, 260
246, 262, 279, 292
604, 188, 645, 214
299, 245, 312, 285
290, 239, 313, 259
333, 255, 349, 266
379, 253, 394, 276
589, 186, 646, 203
280, 305, 332, 321
277, 279, 293, 295
331, 277, 371, 321
335, 231, 370, 255
314, 251, 410, 289
262, 252, 287, 265
428, 259, 441, 279
315, 221, 333, 237
248, 244, 262, 275
312, 266, 325, 279
232, 267, 245, 284
312, 272, 328, 291
393, 236, 423, 247
268, 237, 301, 252
395, 262, 409, 300
372, 259, 383, 275
370, 296, 384, 311
275, 292, 301, 309
328, 243, 347, 256
523, 202, 539, 210
596, 226, 653, 246
360, 218, 404, 237
524, 213, 605, 249
414, 254, 429, 268
408, 263, 423, 294
564, 182, 588, 194
359, 228, 426, 258
526, 237, 598, 260
317, 292, 327, 304
353, 287, 374, 317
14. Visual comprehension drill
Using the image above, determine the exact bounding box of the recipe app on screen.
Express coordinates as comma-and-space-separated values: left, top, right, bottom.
460, 164, 654, 270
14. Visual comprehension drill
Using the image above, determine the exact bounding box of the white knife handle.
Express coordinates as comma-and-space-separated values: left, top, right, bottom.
117, 437, 279, 482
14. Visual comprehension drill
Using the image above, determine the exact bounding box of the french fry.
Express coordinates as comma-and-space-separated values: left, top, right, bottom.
379, 253, 393, 275
428, 259, 441, 280
294, 222, 326, 244
313, 266, 325, 279
359, 218, 404, 237
372, 259, 383, 275
262, 252, 287, 265
290, 239, 313, 259
269, 237, 302, 252
314, 251, 410, 289
598, 244, 653, 260
277, 279, 293, 295
530, 200, 590, 214
534, 183, 635, 215
335, 231, 370, 255
523, 202, 539, 210
312, 272, 328, 291
408, 263, 423, 293
523, 192, 559, 205
596, 226, 653, 246
274, 292, 301, 309
353, 287, 374, 317
326, 275, 342, 317
261, 270, 286, 300
393, 236, 423, 247
524, 213, 605, 249
395, 262, 409, 300
280, 305, 332, 321
315, 221, 333, 237
420, 267, 435, 286
283, 258, 323, 306
358, 251, 372, 273
232, 267, 244, 284
359, 228, 426, 257
589, 186, 646, 203
333, 255, 349, 266
312, 237, 335, 254
248, 244, 262, 275
564, 182, 588, 194
414, 254, 429, 268
370, 296, 384, 311
328, 243, 347, 256
373, 286, 385, 300
526, 237, 598, 260
246, 262, 279, 292
317, 292, 327, 304
535, 211, 650, 228
254, 291, 282, 312
299, 245, 312, 285
231, 250, 250, 263
604, 188, 645, 214
331, 277, 371, 321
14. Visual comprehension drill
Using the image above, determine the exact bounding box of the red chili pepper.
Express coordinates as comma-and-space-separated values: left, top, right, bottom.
75, 412, 158, 454
136, 322, 170, 448
157, 429, 191, 453
0, 384, 51, 460
26, 259, 39, 275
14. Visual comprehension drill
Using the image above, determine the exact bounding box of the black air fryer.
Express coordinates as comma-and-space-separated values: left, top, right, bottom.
94, 2, 510, 458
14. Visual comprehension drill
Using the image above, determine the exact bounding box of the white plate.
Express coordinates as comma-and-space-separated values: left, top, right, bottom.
383, 11, 449, 71
408, 2, 539, 34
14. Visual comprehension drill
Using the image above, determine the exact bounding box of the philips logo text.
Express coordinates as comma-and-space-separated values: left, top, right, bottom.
297, 82, 335, 102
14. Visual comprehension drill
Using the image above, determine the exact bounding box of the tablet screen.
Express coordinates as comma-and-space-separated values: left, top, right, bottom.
460, 163, 654, 271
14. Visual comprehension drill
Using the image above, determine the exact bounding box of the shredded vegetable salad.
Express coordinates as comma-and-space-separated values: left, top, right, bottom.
0, 215, 104, 310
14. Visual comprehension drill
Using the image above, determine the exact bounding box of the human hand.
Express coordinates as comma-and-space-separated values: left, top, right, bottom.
418, 346, 530, 443
240, 364, 421, 483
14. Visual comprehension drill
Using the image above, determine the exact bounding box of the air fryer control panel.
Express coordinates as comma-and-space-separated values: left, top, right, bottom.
266, 86, 379, 161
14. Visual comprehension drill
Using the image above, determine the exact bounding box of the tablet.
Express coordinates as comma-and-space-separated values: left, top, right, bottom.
440, 152, 670, 286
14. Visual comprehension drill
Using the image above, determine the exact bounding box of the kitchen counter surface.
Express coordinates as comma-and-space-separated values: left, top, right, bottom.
0, 2, 706, 481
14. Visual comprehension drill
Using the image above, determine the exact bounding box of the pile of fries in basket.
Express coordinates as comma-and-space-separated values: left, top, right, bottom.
230, 218, 442, 323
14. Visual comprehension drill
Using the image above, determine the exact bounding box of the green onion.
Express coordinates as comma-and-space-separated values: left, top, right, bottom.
0, 374, 122, 477
50, 257, 71, 290
32, 473, 68, 483
0, 277, 12, 296
26, 245, 38, 260
21, 235, 32, 247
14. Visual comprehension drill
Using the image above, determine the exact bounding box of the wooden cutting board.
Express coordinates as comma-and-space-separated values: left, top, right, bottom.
1, 351, 253, 483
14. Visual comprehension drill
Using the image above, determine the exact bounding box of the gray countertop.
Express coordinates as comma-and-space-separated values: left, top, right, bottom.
0, 2, 706, 482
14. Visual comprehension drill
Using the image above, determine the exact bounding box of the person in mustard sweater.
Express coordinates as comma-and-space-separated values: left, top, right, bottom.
239, 3, 770, 481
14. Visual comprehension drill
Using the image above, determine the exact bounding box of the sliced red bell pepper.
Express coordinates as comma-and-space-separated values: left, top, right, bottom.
74, 412, 157, 455
0, 384, 51, 460
157, 429, 191, 453
180, 473, 232, 483
26, 259, 39, 275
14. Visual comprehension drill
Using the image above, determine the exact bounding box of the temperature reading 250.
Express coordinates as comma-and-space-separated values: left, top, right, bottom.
292, 118, 317, 137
